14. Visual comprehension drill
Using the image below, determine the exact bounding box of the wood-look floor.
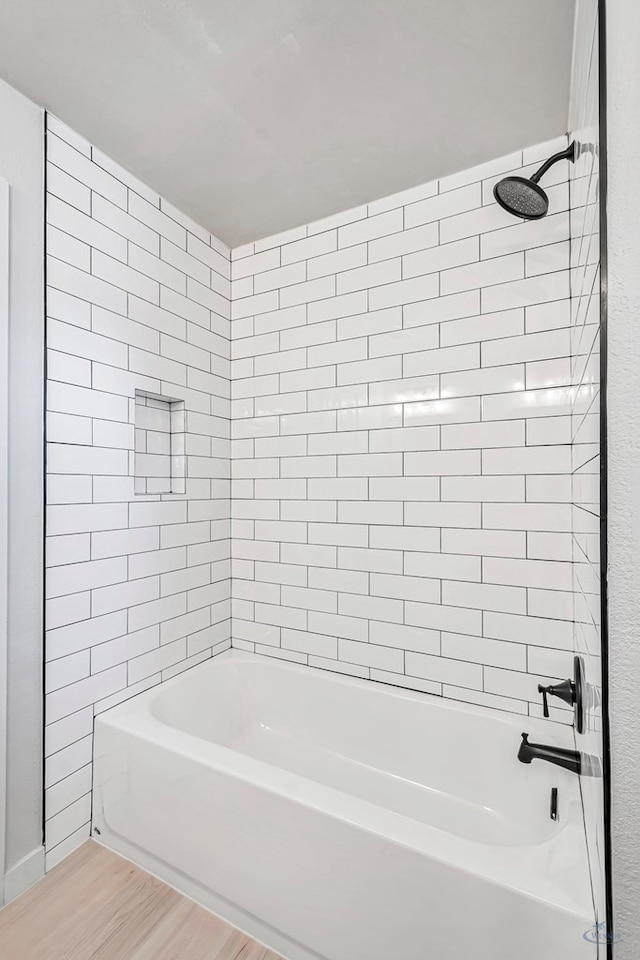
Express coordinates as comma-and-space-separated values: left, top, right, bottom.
0, 841, 285, 960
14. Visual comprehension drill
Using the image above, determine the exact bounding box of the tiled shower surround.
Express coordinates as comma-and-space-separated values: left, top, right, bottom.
44, 116, 231, 866
230, 138, 584, 715
45, 120, 593, 861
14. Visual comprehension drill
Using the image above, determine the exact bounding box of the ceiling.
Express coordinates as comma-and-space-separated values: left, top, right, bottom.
0, 0, 575, 247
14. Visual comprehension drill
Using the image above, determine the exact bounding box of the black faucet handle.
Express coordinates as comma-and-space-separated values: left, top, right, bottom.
538, 679, 575, 718
537, 684, 550, 717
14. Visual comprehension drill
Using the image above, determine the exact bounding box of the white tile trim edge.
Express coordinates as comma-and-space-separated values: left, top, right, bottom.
3, 845, 45, 904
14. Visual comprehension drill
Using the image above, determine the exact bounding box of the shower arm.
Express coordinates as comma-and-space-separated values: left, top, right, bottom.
530, 141, 576, 184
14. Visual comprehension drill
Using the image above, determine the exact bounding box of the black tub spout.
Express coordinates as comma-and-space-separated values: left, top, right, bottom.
517, 732, 581, 775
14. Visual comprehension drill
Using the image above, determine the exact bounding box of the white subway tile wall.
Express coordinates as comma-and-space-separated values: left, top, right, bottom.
44, 116, 231, 867
44, 120, 591, 871
230, 137, 579, 724
569, 0, 604, 929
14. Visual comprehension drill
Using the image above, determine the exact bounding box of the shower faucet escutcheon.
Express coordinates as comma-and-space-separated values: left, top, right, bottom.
537, 655, 585, 732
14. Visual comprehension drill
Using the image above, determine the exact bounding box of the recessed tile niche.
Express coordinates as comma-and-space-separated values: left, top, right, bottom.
134, 390, 186, 495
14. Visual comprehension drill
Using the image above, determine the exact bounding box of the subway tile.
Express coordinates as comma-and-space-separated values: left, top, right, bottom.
370, 573, 439, 604
48, 258, 127, 314
48, 196, 127, 261
48, 134, 127, 208
369, 477, 439, 500
370, 221, 438, 262
308, 384, 368, 412
309, 244, 368, 280
307, 291, 368, 325
337, 258, 401, 295
337, 404, 402, 431
308, 567, 368, 596
308, 431, 368, 455
441, 252, 524, 296
441, 579, 527, 615
368, 375, 438, 406
441, 475, 524, 502
369, 525, 440, 552
368, 273, 439, 311
404, 551, 481, 583
405, 183, 482, 229
340, 592, 403, 624
129, 192, 187, 247
46, 665, 127, 724
403, 290, 479, 329
404, 450, 480, 475
369, 425, 439, 453
441, 528, 526, 559
441, 633, 526, 671
93, 194, 160, 254
369, 324, 439, 359
93, 250, 159, 304
338, 501, 403, 526
337, 306, 402, 341
283, 629, 337, 659
403, 236, 479, 279
440, 308, 524, 347
280, 275, 336, 309
483, 557, 573, 592
47, 557, 127, 599
403, 396, 480, 427
338, 453, 403, 477
406, 651, 482, 689
339, 638, 403, 673
308, 478, 368, 501
405, 502, 481, 528
404, 342, 479, 377
47, 163, 91, 215
338, 209, 403, 248
483, 445, 571, 474
441, 363, 524, 399
483, 503, 573, 533
308, 337, 367, 368
338, 355, 403, 386
281, 231, 337, 264
370, 620, 439, 655
482, 329, 570, 367
482, 270, 570, 313
441, 419, 525, 450
338, 547, 402, 575
309, 611, 368, 642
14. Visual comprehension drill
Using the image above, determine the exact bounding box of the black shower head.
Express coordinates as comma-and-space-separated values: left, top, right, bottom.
494, 176, 549, 219
493, 141, 576, 220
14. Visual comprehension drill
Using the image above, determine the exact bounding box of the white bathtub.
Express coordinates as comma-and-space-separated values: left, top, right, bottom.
92, 650, 593, 960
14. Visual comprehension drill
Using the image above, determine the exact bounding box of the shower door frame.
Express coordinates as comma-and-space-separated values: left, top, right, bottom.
0, 179, 9, 905
598, 0, 613, 954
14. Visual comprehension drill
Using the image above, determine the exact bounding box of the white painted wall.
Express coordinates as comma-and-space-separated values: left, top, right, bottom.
0, 76, 45, 897
606, 0, 640, 952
